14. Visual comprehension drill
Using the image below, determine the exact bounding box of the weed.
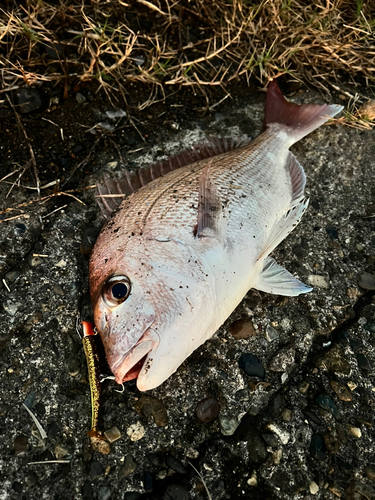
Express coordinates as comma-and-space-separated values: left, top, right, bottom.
0, 0, 374, 109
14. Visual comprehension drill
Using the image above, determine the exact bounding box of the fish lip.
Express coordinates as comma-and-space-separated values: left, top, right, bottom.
112, 328, 159, 384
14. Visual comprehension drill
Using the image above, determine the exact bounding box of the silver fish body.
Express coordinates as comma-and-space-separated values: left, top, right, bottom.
89, 82, 343, 391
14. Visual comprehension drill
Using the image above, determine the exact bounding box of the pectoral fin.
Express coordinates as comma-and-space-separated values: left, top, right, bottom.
255, 256, 312, 296
196, 161, 226, 240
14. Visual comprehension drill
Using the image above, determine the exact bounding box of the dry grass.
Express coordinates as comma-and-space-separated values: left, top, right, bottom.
0, 0, 375, 109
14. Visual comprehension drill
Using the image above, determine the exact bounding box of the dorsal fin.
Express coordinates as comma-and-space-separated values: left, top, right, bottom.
96, 136, 251, 219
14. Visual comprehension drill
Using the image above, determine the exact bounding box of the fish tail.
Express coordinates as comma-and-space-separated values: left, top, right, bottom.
264, 80, 343, 144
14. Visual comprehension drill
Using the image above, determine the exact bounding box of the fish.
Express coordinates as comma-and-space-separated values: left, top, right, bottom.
89, 80, 343, 391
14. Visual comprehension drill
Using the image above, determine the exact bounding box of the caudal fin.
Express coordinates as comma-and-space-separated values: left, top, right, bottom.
264, 80, 343, 144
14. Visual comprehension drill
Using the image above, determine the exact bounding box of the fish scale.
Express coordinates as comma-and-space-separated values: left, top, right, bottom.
99, 133, 286, 247
89, 81, 343, 391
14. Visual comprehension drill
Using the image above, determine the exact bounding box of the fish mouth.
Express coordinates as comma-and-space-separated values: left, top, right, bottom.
111, 329, 159, 385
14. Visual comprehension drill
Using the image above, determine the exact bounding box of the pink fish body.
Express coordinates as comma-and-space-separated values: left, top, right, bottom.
89, 82, 342, 391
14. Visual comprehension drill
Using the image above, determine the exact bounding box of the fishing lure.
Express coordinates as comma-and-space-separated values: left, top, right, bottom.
79, 320, 102, 437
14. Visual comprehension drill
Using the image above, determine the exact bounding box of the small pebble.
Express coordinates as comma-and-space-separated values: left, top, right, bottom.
262, 433, 278, 448
90, 435, 111, 455
323, 431, 340, 454
272, 449, 282, 465
53, 285, 64, 296
23, 392, 35, 409
359, 99, 375, 119
105, 109, 126, 120
299, 381, 310, 394
348, 426, 361, 438
329, 381, 352, 402
309, 481, 319, 495
316, 394, 339, 418
30, 256, 43, 267
356, 353, 371, 371
247, 472, 257, 486
165, 455, 187, 474
265, 423, 290, 445
5, 271, 20, 282
119, 455, 137, 479
23, 311, 42, 333
266, 324, 279, 341
17, 87, 43, 113
328, 485, 342, 497
134, 395, 167, 427
347, 287, 361, 300
55, 259, 67, 268
281, 409, 292, 422
229, 318, 256, 339
238, 353, 265, 378
234, 417, 267, 463
14, 435, 28, 455
347, 381, 357, 391
104, 426, 121, 443
309, 433, 327, 461
325, 227, 339, 240
308, 275, 330, 289
147, 453, 165, 467
3, 300, 21, 316
156, 470, 167, 480
127, 422, 146, 441
98, 486, 111, 500
269, 347, 295, 372
15, 223, 26, 233
195, 397, 219, 423
90, 460, 104, 480
357, 272, 375, 290
54, 444, 69, 459
47, 421, 59, 439
219, 414, 239, 436
12, 481, 22, 493
365, 465, 375, 481
243, 427, 268, 463
76, 92, 86, 103
134, 55, 145, 66
316, 344, 351, 375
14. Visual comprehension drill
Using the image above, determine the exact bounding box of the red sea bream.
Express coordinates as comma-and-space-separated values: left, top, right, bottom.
89, 81, 343, 391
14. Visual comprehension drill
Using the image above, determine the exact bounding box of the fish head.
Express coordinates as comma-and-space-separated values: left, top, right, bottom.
89, 235, 215, 390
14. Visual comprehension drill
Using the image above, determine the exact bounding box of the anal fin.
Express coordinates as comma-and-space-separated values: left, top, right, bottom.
258, 198, 309, 262
287, 152, 306, 206
255, 257, 312, 296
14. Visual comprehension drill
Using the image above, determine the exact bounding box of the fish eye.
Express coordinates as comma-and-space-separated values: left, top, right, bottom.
103, 275, 131, 307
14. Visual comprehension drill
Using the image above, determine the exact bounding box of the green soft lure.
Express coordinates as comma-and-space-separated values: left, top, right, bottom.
81, 321, 101, 437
